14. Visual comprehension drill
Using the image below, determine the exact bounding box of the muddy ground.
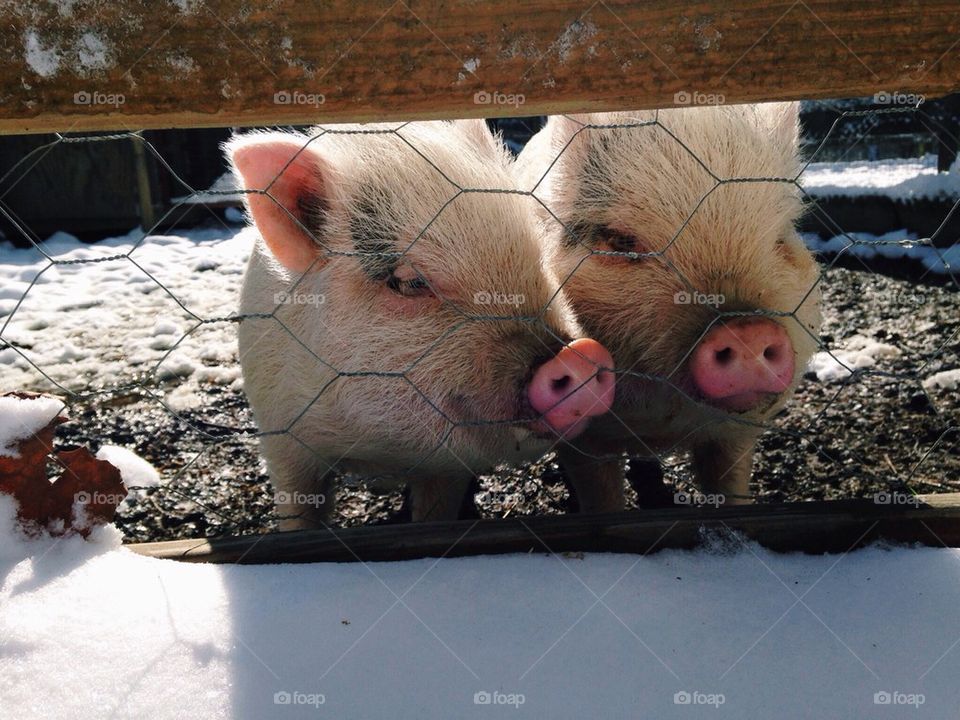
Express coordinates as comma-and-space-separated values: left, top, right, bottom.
53, 264, 958, 543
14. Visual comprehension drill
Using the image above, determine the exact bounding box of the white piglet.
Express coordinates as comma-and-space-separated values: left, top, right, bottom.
515, 105, 821, 511
227, 121, 615, 528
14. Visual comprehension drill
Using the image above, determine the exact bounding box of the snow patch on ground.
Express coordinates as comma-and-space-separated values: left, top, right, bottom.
808, 335, 902, 383
802, 229, 959, 275
0, 226, 255, 406
0, 394, 64, 457
0, 503, 958, 719
922, 368, 960, 393
96, 445, 161, 488
0, 493, 122, 562
170, 171, 245, 206
800, 154, 960, 200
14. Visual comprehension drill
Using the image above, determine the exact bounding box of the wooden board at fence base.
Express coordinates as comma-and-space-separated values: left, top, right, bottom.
128, 493, 960, 564
2, 1, 959, 134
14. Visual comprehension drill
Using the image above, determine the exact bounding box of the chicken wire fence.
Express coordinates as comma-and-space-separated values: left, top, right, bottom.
0, 104, 958, 543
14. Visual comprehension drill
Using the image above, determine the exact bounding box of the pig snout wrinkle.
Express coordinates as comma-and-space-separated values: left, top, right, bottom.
527, 338, 615, 439
690, 318, 795, 413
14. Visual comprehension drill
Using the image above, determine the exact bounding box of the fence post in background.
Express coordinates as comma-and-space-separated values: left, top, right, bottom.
131, 136, 156, 231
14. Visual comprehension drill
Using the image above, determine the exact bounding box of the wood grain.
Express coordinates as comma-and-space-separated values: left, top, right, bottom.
128, 493, 960, 564
1, 1, 959, 133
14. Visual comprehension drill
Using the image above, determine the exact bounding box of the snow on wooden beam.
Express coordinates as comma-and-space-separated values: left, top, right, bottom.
1, 1, 959, 134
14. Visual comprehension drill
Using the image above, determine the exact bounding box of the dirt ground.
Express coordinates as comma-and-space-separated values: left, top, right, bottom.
52, 264, 958, 543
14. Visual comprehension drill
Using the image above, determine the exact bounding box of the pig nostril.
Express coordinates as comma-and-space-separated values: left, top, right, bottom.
715, 347, 733, 366
763, 347, 779, 361
551, 376, 571, 394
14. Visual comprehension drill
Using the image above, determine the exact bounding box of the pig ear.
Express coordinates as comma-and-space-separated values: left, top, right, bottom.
761, 102, 800, 148
226, 133, 330, 274
454, 119, 505, 159
549, 114, 592, 168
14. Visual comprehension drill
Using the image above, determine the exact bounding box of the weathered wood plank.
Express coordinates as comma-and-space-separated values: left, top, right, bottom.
1, 1, 958, 134
127, 493, 960, 564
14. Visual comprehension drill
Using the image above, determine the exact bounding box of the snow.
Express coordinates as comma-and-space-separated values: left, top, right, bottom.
76, 32, 111, 73
23, 29, 61, 78
555, 20, 598, 62
0, 394, 64, 457
808, 335, 901, 383
95, 445, 161, 488
922, 368, 960, 393
802, 229, 960, 275
0, 226, 254, 405
169, 171, 245, 207
0, 492, 958, 719
800, 154, 960, 200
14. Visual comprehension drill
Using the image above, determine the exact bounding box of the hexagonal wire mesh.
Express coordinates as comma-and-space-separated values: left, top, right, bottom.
0, 103, 957, 543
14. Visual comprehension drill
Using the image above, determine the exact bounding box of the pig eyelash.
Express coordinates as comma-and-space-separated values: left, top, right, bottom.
596, 227, 641, 255
386, 273, 434, 298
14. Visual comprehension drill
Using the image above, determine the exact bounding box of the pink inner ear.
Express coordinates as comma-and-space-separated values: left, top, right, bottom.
230, 137, 327, 274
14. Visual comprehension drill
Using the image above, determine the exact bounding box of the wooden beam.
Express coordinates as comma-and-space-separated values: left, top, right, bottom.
2, 1, 959, 134
128, 493, 960, 564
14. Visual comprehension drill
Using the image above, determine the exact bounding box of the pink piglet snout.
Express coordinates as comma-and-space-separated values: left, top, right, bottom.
527, 338, 616, 439
690, 318, 795, 413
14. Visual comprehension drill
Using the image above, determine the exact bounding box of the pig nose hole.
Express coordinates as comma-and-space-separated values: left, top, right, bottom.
715, 347, 733, 366
551, 376, 572, 393
763, 346, 779, 361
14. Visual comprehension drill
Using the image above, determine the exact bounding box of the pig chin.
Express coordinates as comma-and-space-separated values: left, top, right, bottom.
444, 393, 547, 451
619, 370, 782, 420
697, 390, 782, 416
443, 393, 585, 455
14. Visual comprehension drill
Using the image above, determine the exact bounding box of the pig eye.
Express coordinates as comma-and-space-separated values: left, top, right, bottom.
596, 227, 641, 255
775, 237, 802, 266
386, 273, 434, 298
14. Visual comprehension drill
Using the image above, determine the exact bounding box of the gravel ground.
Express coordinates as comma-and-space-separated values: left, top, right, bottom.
47, 264, 958, 543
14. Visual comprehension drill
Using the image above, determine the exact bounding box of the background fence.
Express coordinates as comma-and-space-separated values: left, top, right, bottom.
0, 1, 957, 546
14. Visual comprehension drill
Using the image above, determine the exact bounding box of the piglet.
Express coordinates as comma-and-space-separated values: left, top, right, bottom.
514, 104, 821, 511
226, 121, 615, 528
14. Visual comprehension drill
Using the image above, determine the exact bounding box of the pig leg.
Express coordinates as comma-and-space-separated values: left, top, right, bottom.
557, 444, 625, 514
409, 476, 474, 522
690, 436, 757, 504
261, 435, 338, 530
